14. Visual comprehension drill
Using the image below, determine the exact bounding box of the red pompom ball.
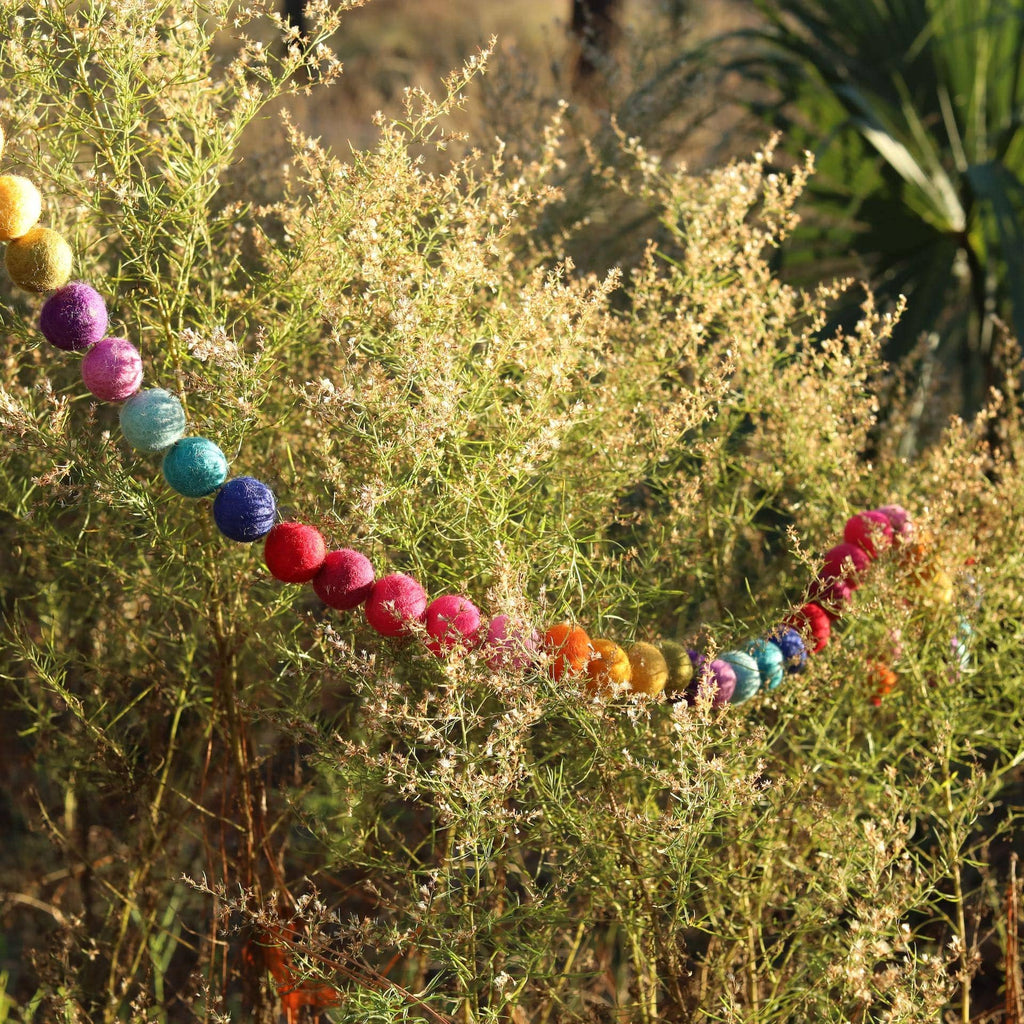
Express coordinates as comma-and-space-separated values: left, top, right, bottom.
425, 594, 481, 656
365, 573, 428, 637
313, 549, 374, 610
786, 602, 831, 653
844, 510, 894, 560
264, 522, 327, 583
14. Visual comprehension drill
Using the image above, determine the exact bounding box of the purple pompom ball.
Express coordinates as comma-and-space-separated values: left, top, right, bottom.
40, 282, 109, 352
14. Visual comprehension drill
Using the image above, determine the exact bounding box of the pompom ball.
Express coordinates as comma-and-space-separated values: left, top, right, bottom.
808, 575, 854, 619
875, 504, 913, 538
425, 594, 481, 656
5, 226, 73, 292
81, 337, 143, 402
844, 510, 894, 560
822, 542, 870, 586
313, 549, 374, 610
627, 641, 668, 696
660, 640, 694, 698
744, 638, 784, 690
213, 476, 276, 542
721, 650, 761, 703
485, 615, 539, 670
787, 602, 831, 653
868, 662, 899, 706
264, 522, 327, 583
119, 388, 186, 452
768, 626, 807, 672
0, 174, 42, 240
162, 437, 228, 497
706, 659, 737, 705
40, 282, 109, 351
365, 573, 428, 637
544, 622, 592, 681
586, 638, 631, 693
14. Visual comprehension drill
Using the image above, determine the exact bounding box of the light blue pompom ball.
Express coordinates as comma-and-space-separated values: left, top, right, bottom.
162, 437, 228, 498
744, 638, 785, 690
119, 388, 186, 452
721, 650, 762, 703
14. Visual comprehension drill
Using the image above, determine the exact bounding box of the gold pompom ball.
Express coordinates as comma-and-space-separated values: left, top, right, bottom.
0, 174, 43, 241
5, 226, 73, 292
627, 641, 669, 696
586, 638, 632, 694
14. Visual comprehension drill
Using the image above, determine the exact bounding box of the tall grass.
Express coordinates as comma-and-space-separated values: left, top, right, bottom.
1, 2, 1023, 1022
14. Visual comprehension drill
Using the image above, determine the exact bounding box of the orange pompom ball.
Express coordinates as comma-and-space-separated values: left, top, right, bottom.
586, 638, 631, 693
627, 642, 669, 696
544, 621, 592, 681
0, 174, 42, 241
868, 662, 899, 706
5, 226, 72, 292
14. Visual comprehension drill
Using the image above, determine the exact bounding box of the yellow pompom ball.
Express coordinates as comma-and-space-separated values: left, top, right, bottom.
627, 641, 668, 696
0, 174, 43, 241
586, 638, 632, 694
5, 226, 73, 292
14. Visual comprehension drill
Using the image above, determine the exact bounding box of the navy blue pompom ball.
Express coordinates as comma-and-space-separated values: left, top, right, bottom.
213, 476, 276, 542
768, 626, 807, 673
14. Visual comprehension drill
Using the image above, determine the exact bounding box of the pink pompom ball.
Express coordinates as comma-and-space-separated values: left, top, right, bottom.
484, 614, 540, 670
264, 522, 327, 584
874, 504, 913, 538
425, 594, 482, 656
81, 337, 143, 402
844, 510, 894, 560
365, 572, 428, 637
313, 549, 374, 610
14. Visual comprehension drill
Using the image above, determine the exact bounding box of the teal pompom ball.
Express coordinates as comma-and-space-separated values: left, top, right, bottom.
744, 638, 785, 691
162, 437, 228, 498
119, 388, 186, 452
721, 650, 762, 703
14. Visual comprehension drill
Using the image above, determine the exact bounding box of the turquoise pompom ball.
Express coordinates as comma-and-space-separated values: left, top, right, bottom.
162, 437, 228, 498
744, 638, 785, 691
119, 388, 186, 452
721, 650, 762, 703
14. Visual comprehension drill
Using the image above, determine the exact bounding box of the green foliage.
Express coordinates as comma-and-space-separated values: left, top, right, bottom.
1, 2, 1024, 1023
725, 0, 1024, 417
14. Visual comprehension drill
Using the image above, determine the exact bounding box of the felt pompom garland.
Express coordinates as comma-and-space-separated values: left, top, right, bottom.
0, 124, 972, 707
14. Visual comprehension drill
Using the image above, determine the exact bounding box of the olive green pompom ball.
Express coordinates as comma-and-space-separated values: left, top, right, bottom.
0, 174, 42, 241
5, 226, 73, 292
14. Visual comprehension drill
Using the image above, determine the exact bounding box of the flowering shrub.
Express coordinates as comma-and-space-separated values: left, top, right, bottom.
1, 3, 1023, 1022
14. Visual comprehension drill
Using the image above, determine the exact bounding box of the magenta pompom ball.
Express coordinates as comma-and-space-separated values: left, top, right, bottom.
365, 573, 428, 638
81, 337, 143, 402
425, 594, 482, 656
822, 542, 870, 586
40, 282, 108, 352
313, 549, 374, 610
844, 510, 894, 560
485, 615, 540, 670
264, 522, 327, 584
